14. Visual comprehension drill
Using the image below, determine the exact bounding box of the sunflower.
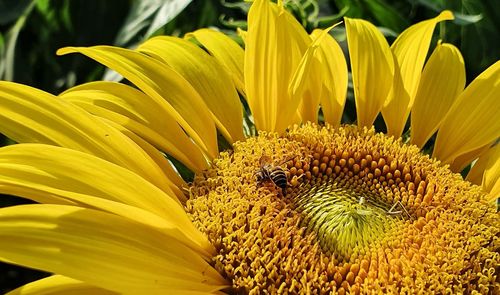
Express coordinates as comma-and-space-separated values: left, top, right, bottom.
0, 0, 499, 294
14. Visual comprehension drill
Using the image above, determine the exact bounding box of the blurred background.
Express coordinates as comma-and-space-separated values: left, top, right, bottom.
0, 0, 499, 292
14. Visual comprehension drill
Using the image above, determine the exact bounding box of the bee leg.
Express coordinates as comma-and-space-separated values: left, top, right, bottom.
277, 185, 287, 197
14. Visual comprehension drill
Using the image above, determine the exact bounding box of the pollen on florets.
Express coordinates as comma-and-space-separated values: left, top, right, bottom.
185, 123, 499, 294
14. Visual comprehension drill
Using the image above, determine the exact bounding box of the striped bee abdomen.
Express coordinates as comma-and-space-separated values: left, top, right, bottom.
256, 155, 290, 196
269, 167, 287, 195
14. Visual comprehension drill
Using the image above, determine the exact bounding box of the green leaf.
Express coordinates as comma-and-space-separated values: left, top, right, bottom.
221, 0, 251, 13
0, 33, 4, 76
0, 0, 33, 25
114, 0, 193, 47
316, 6, 350, 28
416, 0, 483, 25
103, 0, 193, 82
458, 0, 500, 79
363, 0, 409, 32
0, 0, 36, 81
452, 11, 483, 25
333, 0, 363, 17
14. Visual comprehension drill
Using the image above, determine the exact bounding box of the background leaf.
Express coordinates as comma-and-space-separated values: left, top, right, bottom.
0, 0, 33, 25
114, 0, 193, 47
0, 0, 36, 81
103, 0, 194, 82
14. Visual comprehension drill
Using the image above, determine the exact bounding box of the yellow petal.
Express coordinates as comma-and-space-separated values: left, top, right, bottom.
60, 81, 208, 172
0, 81, 174, 194
237, 28, 247, 43
6, 275, 115, 295
467, 144, 500, 201
382, 11, 454, 137
382, 59, 411, 137
0, 143, 212, 253
313, 29, 348, 128
344, 17, 395, 128
102, 119, 187, 201
57, 46, 218, 159
392, 11, 454, 100
410, 43, 465, 148
6, 276, 216, 295
433, 60, 500, 164
138, 37, 244, 143
449, 143, 491, 173
0, 204, 227, 294
466, 147, 493, 185
289, 36, 322, 123
290, 26, 347, 125
245, 0, 310, 132
185, 28, 245, 96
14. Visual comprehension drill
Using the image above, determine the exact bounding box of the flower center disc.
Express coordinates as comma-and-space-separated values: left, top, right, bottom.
292, 184, 402, 260
186, 123, 499, 294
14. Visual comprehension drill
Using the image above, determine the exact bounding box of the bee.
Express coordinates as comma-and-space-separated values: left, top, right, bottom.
255, 155, 290, 196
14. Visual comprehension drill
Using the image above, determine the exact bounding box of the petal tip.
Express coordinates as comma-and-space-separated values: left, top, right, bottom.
56, 47, 76, 56
438, 10, 454, 21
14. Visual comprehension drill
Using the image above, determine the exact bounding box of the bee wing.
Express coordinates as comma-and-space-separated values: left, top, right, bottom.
276, 155, 300, 166
259, 155, 272, 166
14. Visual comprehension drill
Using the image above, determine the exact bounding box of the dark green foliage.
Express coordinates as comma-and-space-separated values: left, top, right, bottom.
0, 0, 245, 94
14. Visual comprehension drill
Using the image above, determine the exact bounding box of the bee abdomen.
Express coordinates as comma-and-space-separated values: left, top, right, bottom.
270, 168, 287, 191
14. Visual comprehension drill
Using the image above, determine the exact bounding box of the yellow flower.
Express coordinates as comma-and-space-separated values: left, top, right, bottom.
0, 0, 499, 294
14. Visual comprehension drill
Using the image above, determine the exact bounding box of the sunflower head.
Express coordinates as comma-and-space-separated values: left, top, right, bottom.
187, 123, 499, 293
0, 0, 499, 294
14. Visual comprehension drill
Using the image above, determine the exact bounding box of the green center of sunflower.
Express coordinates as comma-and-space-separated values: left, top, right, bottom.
292, 184, 401, 259
186, 123, 499, 294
